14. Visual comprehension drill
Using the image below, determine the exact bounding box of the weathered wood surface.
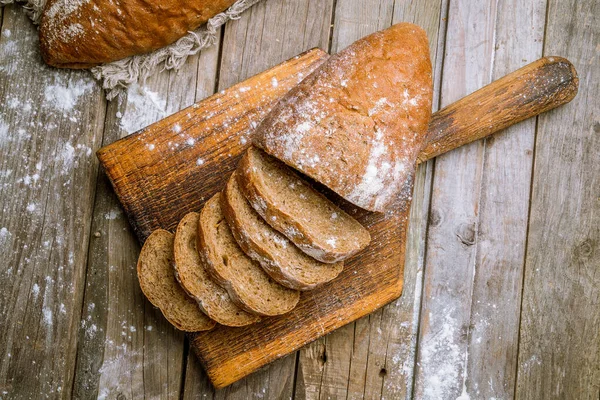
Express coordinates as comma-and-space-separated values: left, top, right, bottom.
0, 0, 598, 398
0, 5, 106, 399
515, 0, 600, 398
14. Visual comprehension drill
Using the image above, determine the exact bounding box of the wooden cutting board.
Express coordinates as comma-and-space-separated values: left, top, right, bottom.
97, 49, 577, 388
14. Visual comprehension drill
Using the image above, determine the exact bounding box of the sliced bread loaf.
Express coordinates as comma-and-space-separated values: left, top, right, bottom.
222, 172, 344, 290
137, 229, 216, 332
174, 213, 260, 327
197, 193, 300, 316
237, 147, 371, 263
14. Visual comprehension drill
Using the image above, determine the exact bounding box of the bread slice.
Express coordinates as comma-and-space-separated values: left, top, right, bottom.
137, 229, 216, 332
174, 213, 260, 327
222, 172, 344, 290
237, 147, 371, 263
197, 193, 300, 316
254, 23, 433, 212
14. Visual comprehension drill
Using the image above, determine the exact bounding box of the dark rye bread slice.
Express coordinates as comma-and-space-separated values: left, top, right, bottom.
254, 23, 433, 212
137, 229, 215, 332
237, 147, 371, 263
222, 172, 344, 290
174, 213, 260, 327
197, 193, 300, 316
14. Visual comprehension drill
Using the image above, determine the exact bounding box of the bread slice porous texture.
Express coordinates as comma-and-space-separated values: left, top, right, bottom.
197, 193, 300, 316
137, 229, 216, 332
222, 172, 344, 290
254, 23, 433, 212
237, 147, 371, 263
174, 213, 260, 326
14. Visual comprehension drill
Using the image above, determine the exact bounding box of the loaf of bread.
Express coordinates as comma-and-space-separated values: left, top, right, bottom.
137, 229, 215, 332
39, 0, 235, 68
222, 172, 344, 290
197, 193, 300, 316
254, 23, 433, 212
174, 213, 260, 327
237, 147, 371, 263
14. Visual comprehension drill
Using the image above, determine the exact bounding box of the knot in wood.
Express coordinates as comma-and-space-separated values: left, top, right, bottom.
573, 238, 595, 260
455, 222, 476, 246
429, 208, 442, 227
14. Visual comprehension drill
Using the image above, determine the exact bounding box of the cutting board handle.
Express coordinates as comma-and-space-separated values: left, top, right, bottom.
417, 56, 579, 163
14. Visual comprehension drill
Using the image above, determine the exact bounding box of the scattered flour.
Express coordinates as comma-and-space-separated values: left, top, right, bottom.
26, 203, 37, 212
32, 283, 40, 298
0, 227, 9, 248
419, 310, 467, 400
0, 118, 9, 145
120, 84, 167, 134
42, 307, 53, 326
44, 76, 95, 112
56, 142, 92, 174
104, 209, 122, 220
271, 77, 278, 88
196, 158, 205, 166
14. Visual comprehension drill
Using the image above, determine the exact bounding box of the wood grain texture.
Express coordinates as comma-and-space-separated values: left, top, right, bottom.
72, 41, 211, 400
413, 1, 500, 398
0, 6, 106, 399
459, 0, 548, 398
419, 57, 578, 163
515, 0, 600, 398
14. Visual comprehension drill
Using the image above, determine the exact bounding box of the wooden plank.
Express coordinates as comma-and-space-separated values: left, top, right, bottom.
295, 1, 446, 398
71, 43, 209, 400
0, 6, 106, 399
516, 0, 600, 398
413, 1, 499, 399
459, 0, 547, 398
218, 0, 334, 91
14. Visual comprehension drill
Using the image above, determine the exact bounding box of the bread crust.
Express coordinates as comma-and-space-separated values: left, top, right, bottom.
137, 229, 216, 332
39, 0, 235, 68
254, 23, 433, 212
237, 147, 370, 263
197, 193, 300, 316
174, 213, 260, 327
222, 172, 344, 290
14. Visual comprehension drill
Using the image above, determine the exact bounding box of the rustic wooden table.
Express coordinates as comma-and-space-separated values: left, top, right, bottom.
0, 0, 598, 399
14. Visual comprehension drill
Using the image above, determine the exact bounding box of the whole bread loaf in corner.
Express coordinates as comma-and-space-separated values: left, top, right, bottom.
39, 0, 235, 68
254, 23, 433, 212
137, 229, 215, 332
197, 193, 300, 316
222, 171, 344, 290
237, 147, 370, 264
174, 212, 260, 327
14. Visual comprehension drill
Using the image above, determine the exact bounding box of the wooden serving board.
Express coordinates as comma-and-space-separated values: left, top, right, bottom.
97, 49, 578, 389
